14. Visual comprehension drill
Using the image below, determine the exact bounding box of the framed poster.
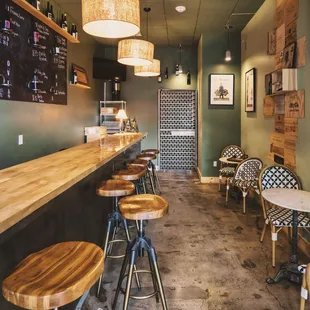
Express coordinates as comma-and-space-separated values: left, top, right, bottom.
209, 74, 234, 106
245, 68, 256, 112
282, 42, 296, 68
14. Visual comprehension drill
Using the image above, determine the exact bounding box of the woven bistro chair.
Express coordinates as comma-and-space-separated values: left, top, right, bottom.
259, 165, 310, 267
300, 264, 308, 310
226, 158, 263, 213
219, 145, 245, 191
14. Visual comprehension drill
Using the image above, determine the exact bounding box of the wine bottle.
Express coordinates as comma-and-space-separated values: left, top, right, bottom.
59, 14, 64, 27
71, 24, 78, 39
164, 67, 168, 79
50, 5, 55, 21
61, 13, 68, 31
36, 0, 41, 11
187, 70, 191, 85
46, 2, 52, 20
2, 4, 11, 30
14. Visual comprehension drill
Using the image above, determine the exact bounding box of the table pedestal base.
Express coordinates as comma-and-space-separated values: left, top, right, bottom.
266, 262, 302, 284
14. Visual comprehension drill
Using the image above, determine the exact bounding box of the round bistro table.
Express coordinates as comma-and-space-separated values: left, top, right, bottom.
219, 157, 242, 165
262, 188, 310, 284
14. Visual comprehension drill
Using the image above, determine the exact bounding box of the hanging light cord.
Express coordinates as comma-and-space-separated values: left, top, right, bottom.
227, 26, 230, 50
147, 10, 149, 40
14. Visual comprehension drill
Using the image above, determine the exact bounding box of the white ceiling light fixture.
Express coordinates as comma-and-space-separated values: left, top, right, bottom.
135, 59, 160, 76
175, 6, 186, 13
82, 0, 140, 39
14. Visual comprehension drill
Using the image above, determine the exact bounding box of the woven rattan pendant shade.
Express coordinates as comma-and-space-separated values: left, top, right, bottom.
82, 0, 140, 38
118, 39, 154, 66
134, 59, 160, 76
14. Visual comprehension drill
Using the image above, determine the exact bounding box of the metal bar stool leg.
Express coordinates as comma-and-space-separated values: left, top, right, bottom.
151, 162, 162, 194
147, 169, 156, 194
113, 249, 130, 310
149, 247, 168, 310
122, 219, 141, 291
147, 250, 160, 303
123, 250, 137, 310
97, 220, 112, 297
142, 177, 147, 194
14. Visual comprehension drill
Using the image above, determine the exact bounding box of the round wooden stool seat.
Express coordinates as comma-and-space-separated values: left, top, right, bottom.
97, 179, 135, 197
137, 154, 156, 161
127, 159, 148, 168
119, 194, 168, 220
142, 149, 160, 155
2, 242, 104, 310
112, 166, 147, 181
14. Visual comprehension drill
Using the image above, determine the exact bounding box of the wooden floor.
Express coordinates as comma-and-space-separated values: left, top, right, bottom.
84, 171, 303, 310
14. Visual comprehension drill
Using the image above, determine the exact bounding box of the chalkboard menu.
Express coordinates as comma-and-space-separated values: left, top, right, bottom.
0, 0, 67, 105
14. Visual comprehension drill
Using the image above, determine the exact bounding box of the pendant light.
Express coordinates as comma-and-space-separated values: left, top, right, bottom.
82, 0, 140, 38
134, 8, 160, 77
225, 25, 232, 62
118, 39, 154, 66
176, 44, 183, 74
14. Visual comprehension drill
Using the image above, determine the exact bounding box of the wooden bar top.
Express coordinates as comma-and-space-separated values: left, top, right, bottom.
0, 133, 147, 234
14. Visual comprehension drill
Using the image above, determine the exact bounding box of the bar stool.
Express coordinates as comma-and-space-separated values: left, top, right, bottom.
113, 194, 169, 310
137, 153, 158, 194
96, 179, 140, 296
112, 165, 148, 194
141, 149, 161, 194
2, 242, 104, 310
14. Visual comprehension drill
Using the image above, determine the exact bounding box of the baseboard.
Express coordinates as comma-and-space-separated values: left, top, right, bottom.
197, 167, 219, 184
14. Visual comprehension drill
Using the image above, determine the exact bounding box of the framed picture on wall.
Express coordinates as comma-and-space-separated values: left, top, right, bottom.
245, 68, 256, 112
209, 74, 234, 106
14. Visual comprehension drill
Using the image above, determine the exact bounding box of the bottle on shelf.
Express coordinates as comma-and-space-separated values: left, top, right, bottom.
2, 4, 11, 31
71, 24, 78, 40
35, 0, 41, 11
164, 67, 169, 79
187, 70, 191, 85
46, 2, 52, 20
61, 13, 68, 32
50, 5, 55, 21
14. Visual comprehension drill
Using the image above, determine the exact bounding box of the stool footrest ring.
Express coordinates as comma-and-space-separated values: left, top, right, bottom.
120, 270, 159, 300
107, 239, 127, 259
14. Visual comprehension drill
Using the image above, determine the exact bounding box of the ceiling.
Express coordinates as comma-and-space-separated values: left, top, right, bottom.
56, 0, 265, 46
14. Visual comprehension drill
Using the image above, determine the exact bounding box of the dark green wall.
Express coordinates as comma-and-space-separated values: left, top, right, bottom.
103, 46, 198, 157
0, 35, 102, 169
199, 32, 241, 177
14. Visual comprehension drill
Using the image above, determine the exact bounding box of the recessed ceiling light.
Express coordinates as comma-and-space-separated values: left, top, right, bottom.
175, 6, 186, 13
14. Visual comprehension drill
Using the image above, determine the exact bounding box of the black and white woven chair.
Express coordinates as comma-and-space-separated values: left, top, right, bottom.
226, 158, 263, 214
259, 165, 310, 267
219, 145, 245, 191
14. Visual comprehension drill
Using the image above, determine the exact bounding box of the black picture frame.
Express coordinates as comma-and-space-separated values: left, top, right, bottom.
209, 73, 235, 107
245, 68, 256, 112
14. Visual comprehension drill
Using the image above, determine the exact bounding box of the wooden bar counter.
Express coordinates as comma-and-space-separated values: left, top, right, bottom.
0, 133, 146, 235
0, 133, 146, 310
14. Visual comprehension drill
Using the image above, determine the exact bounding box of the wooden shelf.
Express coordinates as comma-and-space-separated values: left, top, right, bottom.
265, 91, 294, 97
12, 0, 80, 44
70, 83, 91, 89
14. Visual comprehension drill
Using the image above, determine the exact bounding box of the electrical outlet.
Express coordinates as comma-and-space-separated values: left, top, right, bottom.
18, 135, 23, 145
213, 161, 217, 167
